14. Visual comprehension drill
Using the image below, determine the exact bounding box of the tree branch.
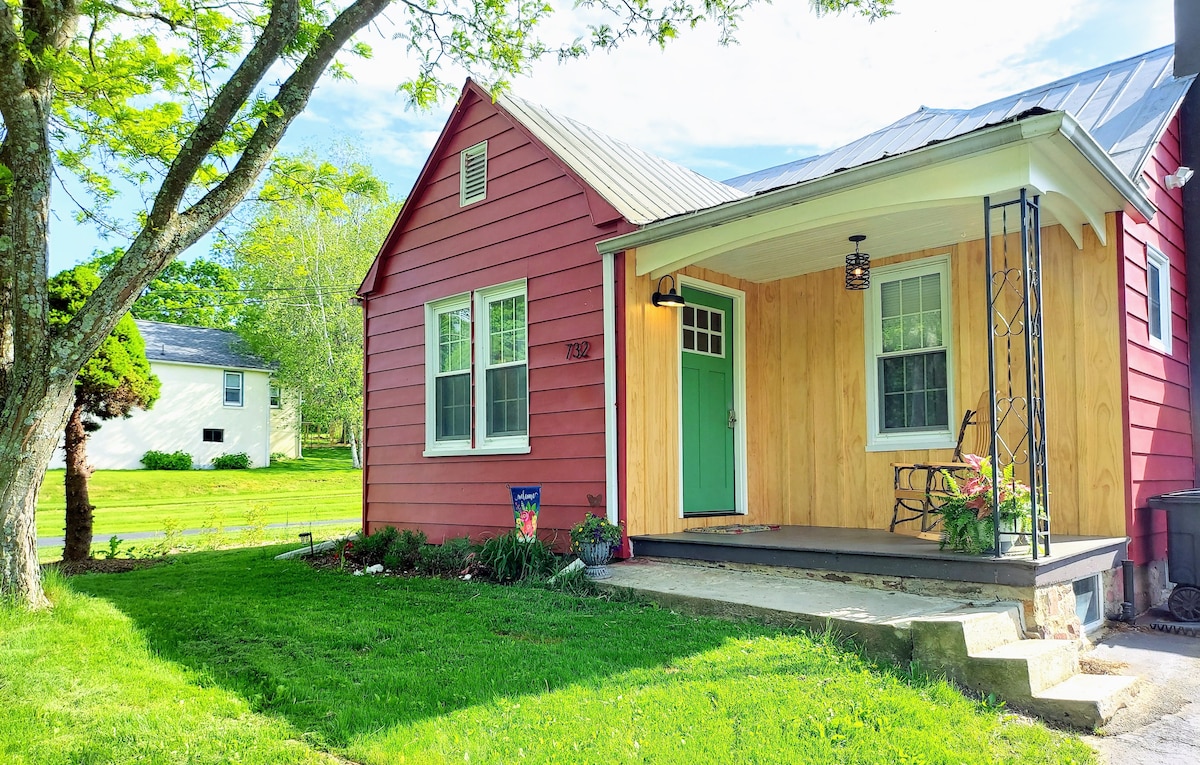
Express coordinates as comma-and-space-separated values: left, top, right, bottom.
144, 0, 300, 234
177, 0, 393, 243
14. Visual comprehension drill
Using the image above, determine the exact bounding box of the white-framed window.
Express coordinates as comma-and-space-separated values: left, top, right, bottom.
422, 281, 529, 456
460, 141, 488, 206
475, 281, 528, 448
223, 371, 243, 407
864, 255, 955, 451
269, 383, 282, 409
1147, 245, 1172, 353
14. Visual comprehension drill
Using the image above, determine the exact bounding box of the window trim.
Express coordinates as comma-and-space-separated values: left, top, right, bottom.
459, 141, 488, 207
474, 279, 529, 451
223, 371, 244, 408
424, 293, 473, 454
1147, 245, 1172, 354
863, 255, 956, 452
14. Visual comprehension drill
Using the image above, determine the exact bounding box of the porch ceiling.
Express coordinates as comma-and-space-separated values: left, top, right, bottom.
598, 112, 1155, 284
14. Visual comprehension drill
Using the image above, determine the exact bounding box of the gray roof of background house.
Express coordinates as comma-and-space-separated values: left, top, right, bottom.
135, 319, 272, 371
497, 91, 747, 225
727, 45, 1193, 195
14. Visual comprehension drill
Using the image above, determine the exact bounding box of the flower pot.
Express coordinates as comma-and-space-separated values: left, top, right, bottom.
578, 541, 614, 580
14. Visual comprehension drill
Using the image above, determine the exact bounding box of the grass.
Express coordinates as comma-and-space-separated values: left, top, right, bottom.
34, 446, 359, 542
0, 546, 1098, 765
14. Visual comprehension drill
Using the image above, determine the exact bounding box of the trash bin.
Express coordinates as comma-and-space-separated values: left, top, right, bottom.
1148, 489, 1200, 622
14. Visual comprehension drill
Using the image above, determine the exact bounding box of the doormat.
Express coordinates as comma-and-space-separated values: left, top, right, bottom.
686, 524, 781, 535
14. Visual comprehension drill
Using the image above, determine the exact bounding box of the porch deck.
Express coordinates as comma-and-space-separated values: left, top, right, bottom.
629, 526, 1127, 588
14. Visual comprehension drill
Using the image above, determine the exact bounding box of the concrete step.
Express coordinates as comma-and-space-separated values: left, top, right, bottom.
970, 639, 1080, 696
1025, 674, 1142, 729
911, 606, 1026, 672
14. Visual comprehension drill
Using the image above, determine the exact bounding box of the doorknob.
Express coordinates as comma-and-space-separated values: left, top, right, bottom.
728, 409, 737, 429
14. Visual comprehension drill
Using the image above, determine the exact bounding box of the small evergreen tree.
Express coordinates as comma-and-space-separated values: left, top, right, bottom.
48, 267, 160, 561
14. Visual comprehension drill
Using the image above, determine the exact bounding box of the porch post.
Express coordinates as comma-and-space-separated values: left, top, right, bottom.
983, 191, 1051, 559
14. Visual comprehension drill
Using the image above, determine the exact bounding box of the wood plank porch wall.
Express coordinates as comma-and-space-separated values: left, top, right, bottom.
623, 220, 1127, 538
1119, 114, 1195, 565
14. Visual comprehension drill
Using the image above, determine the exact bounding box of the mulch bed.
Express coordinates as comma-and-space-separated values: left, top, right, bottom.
45, 558, 167, 576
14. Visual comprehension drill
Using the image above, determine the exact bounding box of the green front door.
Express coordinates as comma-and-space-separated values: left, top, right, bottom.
681, 286, 736, 515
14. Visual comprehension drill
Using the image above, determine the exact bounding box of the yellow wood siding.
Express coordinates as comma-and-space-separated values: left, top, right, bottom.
623, 218, 1126, 538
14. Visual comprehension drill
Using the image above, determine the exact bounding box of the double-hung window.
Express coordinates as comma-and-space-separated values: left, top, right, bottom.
424, 280, 528, 455
223, 371, 243, 407
476, 282, 528, 447
426, 295, 473, 449
1147, 245, 1172, 353
864, 256, 955, 451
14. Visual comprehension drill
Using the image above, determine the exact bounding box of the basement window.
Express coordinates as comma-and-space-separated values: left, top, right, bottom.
203, 428, 224, 443
1073, 574, 1104, 633
460, 141, 488, 206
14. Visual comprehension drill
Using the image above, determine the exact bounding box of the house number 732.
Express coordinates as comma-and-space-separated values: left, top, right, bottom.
564, 341, 590, 360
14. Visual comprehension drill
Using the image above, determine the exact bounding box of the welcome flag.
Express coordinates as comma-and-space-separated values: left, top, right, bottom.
510, 486, 541, 542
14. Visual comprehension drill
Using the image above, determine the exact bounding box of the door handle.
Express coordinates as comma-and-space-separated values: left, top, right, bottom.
728, 409, 737, 429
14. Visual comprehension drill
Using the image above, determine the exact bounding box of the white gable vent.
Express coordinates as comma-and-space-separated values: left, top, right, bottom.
460, 141, 488, 206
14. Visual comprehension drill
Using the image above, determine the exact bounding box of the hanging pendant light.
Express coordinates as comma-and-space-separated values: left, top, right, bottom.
845, 234, 870, 290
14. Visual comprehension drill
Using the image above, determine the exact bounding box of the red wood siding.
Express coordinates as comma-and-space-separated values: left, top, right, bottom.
362, 86, 629, 545
1120, 114, 1195, 564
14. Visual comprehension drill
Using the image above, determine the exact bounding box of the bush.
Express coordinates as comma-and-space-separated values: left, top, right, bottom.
354, 526, 398, 566
477, 531, 559, 583
417, 537, 477, 576
141, 450, 192, 470
211, 452, 251, 470
353, 527, 427, 571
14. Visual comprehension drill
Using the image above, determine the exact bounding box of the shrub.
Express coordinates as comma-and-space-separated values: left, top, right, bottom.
477, 531, 559, 583
211, 452, 251, 470
417, 537, 477, 576
141, 450, 192, 470
354, 526, 399, 566
384, 529, 426, 571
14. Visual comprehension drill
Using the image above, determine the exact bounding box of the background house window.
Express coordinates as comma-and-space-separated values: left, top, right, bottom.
269, 383, 282, 409
223, 371, 243, 406
479, 284, 528, 440
203, 428, 224, 443
865, 256, 954, 451
1147, 245, 1172, 353
460, 141, 488, 206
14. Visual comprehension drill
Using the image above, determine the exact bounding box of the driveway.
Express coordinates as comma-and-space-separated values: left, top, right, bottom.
1084, 614, 1200, 765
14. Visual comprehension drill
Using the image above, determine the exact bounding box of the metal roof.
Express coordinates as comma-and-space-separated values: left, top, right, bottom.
135, 320, 273, 371
496, 91, 746, 225
727, 45, 1194, 195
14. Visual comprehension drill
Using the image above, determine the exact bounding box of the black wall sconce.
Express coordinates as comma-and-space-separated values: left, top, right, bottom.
845, 234, 870, 290
652, 274, 685, 307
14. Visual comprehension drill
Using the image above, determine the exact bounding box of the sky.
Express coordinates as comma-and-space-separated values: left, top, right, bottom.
46, 0, 1177, 274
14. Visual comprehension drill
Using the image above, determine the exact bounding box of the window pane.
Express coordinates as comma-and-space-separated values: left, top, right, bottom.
487, 365, 527, 437
489, 295, 526, 365
881, 317, 902, 353
880, 282, 901, 318
924, 310, 943, 346
710, 312, 722, 332
1148, 262, 1163, 340
920, 273, 941, 310
710, 336, 723, 356
901, 276, 922, 314
683, 306, 695, 328
439, 307, 471, 373
683, 329, 695, 350
435, 373, 471, 440
878, 350, 948, 432
696, 309, 709, 330
902, 314, 923, 351
697, 332, 709, 353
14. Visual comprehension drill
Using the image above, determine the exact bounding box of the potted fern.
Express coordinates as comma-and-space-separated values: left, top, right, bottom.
937, 455, 1034, 555
570, 513, 622, 579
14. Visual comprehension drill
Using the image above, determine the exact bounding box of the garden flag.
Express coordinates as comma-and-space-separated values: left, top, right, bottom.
510, 485, 541, 542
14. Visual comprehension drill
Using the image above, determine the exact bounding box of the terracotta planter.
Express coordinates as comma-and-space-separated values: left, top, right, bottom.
578, 541, 614, 580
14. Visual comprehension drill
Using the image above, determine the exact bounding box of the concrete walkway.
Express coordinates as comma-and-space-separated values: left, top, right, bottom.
37, 517, 359, 548
1084, 620, 1200, 764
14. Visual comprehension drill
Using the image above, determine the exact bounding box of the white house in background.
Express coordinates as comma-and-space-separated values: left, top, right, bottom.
49, 319, 302, 470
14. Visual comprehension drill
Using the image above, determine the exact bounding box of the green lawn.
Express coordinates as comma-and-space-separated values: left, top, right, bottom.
0, 547, 1096, 765
35, 447, 360, 541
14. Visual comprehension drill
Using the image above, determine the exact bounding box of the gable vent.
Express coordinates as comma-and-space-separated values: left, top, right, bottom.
460, 141, 488, 206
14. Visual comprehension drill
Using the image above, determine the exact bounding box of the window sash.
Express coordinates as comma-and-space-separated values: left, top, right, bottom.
1146, 246, 1172, 352
477, 283, 528, 442
427, 297, 472, 447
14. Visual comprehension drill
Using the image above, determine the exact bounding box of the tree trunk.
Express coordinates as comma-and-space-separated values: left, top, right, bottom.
62, 401, 95, 562
0, 372, 75, 607
349, 427, 361, 469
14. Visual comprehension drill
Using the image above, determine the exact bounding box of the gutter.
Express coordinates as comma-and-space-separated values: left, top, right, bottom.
597, 111, 1155, 256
